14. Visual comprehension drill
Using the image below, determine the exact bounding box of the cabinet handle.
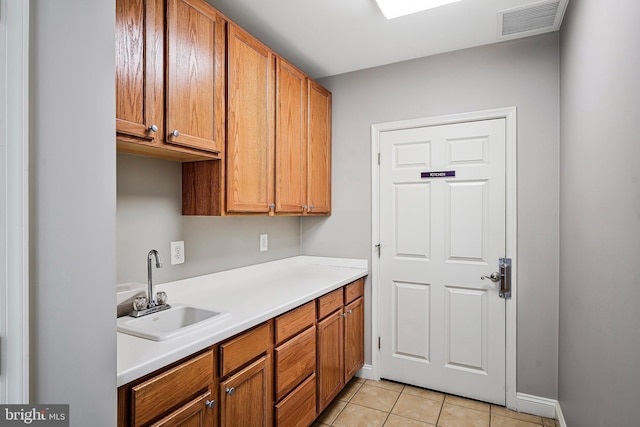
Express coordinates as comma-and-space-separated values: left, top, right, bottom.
226, 387, 235, 396
205, 399, 216, 409
170, 130, 179, 137
148, 124, 158, 133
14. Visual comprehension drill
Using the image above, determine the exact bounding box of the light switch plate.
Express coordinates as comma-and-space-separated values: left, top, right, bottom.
259, 234, 268, 252
171, 241, 185, 264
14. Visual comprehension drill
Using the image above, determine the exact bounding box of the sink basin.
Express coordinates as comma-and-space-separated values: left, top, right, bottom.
117, 304, 231, 341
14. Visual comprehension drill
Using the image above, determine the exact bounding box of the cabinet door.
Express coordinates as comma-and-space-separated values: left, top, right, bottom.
306, 80, 331, 215
316, 310, 344, 412
165, 0, 225, 155
116, 0, 163, 141
344, 297, 365, 381
226, 24, 275, 213
220, 355, 273, 427
150, 390, 215, 427
275, 58, 307, 214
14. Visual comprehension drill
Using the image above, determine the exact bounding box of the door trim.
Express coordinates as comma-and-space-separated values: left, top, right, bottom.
0, 0, 30, 403
370, 107, 517, 409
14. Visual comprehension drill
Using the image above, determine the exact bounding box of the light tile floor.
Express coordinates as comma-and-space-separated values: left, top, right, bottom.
313, 378, 559, 427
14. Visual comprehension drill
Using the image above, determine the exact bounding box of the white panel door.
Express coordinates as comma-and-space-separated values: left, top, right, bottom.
379, 118, 506, 404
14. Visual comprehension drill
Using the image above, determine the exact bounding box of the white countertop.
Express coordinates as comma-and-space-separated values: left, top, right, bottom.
117, 256, 368, 387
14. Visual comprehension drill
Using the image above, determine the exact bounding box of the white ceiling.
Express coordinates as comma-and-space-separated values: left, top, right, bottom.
206, 0, 568, 79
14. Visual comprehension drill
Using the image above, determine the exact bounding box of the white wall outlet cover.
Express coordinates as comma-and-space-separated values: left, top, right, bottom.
259, 234, 268, 252
171, 241, 185, 264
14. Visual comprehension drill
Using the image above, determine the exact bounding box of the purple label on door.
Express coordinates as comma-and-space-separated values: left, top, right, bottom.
421, 171, 455, 178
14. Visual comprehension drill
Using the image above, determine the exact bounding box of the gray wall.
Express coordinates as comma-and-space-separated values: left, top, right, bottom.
304, 34, 561, 398
117, 154, 301, 284
558, 1, 640, 425
30, 0, 117, 425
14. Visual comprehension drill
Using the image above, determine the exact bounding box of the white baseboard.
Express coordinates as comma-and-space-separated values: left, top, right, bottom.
356, 364, 376, 381
516, 393, 558, 419
555, 400, 567, 427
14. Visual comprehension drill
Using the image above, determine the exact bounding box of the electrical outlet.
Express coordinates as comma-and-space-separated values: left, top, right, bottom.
171, 241, 185, 264
259, 234, 268, 252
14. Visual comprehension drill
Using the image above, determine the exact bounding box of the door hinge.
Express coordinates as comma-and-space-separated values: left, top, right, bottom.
378, 336, 381, 349
375, 244, 381, 257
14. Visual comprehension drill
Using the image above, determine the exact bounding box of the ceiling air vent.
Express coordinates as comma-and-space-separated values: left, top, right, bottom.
498, 0, 568, 40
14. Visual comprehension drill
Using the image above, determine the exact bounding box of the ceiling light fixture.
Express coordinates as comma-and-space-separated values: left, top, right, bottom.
375, 0, 463, 19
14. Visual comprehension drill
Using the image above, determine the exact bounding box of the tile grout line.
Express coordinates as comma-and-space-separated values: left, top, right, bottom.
384, 383, 405, 425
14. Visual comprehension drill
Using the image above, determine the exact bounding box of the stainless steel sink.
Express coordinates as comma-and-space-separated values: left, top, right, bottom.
117, 304, 231, 341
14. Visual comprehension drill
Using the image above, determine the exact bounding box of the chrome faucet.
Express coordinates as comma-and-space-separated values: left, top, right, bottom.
147, 249, 162, 307
129, 249, 170, 317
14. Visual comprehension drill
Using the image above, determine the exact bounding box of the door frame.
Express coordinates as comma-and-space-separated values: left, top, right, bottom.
370, 107, 517, 409
0, 0, 30, 403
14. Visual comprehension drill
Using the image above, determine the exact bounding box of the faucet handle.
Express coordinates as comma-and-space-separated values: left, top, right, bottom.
133, 296, 148, 311
156, 291, 168, 305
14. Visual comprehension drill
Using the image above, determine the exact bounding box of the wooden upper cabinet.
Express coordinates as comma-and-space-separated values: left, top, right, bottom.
116, 0, 163, 143
275, 58, 307, 214
165, 0, 226, 155
307, 80, 332, 215
226, 24, 275, 214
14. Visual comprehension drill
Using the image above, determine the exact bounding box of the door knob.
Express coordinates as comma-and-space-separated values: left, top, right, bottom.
481, 272, 501, 283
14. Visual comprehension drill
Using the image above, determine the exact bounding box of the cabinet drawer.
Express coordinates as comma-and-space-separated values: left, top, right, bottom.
344, 278, 364, 304
275, 373, 316, 427
274, 326, 316, 401
132, 350, 214, 426
149, 390, 214, 427
317, 288, 342, 320
275, 301, 315, 345
220, 322, 272, 377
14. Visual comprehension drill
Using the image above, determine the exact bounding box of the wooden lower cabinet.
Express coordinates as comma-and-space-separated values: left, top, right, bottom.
344, 296, 365, 380
220, 355, 273, 427
316, 310, 345, 412
273, 301, 317, 426
118, 278, 366, 427
316, 279, 365, 414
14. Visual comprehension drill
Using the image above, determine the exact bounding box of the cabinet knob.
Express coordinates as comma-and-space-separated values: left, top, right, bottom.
309, 205, 315, 210
302, 205, 307, 210
148, 124, 158, 133
341, 313, 347, 318
226, 387, 235, 396
347, 309, 353, 314
269, 203, 275, 209
170, 130, 180, 137
205, 399, 216, 409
